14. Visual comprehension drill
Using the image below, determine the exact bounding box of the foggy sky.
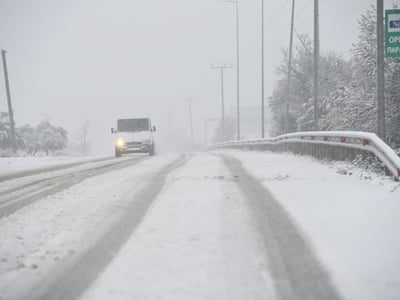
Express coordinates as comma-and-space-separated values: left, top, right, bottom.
0, 0, 389, 154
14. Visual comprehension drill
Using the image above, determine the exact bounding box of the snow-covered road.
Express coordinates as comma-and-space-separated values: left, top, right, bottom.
0, 151, 399, 300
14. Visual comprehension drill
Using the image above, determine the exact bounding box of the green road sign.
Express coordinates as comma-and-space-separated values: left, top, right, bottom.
386, 9, 400, 57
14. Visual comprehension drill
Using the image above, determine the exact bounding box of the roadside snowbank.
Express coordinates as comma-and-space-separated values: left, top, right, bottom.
0, 156, 108, 175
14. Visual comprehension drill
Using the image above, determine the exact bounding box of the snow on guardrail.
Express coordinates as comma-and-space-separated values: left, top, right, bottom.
209, 131, 400, 181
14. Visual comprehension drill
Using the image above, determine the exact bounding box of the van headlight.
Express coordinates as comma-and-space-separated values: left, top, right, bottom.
116, 138, 125, 147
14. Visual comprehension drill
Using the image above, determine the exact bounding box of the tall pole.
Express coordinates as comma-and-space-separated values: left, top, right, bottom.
222, 1, 240, 140
285, 0, 296, 133
204, 119, 207, 146
220, 67, 225, 139
261, 0, 265, 138
165, 107, 172, 138
187, 97, 194, 149
211, 64, 232, 141
204, 118, 219, 145
377, 0, 386, 140
1, 50, 17, 153
313, 0, 319, 131
235, 1, 240, 140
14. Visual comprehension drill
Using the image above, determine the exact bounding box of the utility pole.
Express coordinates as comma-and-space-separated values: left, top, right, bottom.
163, 107, 172, 138
261, 0, 265, 138
187, 97, 195, 149
1, 50, 17, 153
204, 118, 219, 145
222, 0, 240, 140
313, 0, 320, 131
285, 0, 296, 134
234, 1, 240, 140
211, 63, 232, 141
377, 0, 386, 140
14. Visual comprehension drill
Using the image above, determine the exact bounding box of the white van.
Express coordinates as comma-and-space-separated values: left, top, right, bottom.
111, 118, 156, 157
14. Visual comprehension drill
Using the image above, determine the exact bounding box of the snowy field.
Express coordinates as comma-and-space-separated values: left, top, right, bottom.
0, 150, 399, 300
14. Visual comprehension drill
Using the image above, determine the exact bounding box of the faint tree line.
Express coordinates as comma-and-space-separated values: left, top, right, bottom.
0, 114, 68, 156
269, 6, 400, 149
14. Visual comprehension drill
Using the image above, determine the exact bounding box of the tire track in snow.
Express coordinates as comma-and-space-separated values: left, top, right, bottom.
27, 155, 187, 300
0, 156, 147, 219
221, 154, 343, 300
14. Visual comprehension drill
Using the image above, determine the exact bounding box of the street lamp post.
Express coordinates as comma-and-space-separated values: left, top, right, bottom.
221, 0, 240, 140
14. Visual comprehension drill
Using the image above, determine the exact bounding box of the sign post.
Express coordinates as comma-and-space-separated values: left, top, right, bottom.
385, 9, 400, 57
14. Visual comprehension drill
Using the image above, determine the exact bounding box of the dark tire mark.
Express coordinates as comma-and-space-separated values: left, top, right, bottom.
221, 154, 343, 300
0, 156, 147, 219
27, 155, 187, 300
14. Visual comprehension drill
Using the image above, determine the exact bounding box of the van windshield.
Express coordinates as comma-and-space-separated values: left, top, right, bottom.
117, 119, 149, 132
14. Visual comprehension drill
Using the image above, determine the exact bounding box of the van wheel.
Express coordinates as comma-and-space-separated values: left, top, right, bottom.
115, 148, 122, 158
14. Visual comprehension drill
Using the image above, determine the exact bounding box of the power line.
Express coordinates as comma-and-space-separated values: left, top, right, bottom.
295, 9, 314, 29
295, 0, 313, 19
239, 25, 291, 62
320, 9, 365, 17
238, 4, 313, 63
263, 0, 291, 31
225, 0, 291, 61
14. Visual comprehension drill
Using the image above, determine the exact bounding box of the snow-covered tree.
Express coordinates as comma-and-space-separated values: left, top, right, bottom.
17, 124, 40, 155
324, 6, 379, 134
269, 35, 351, 135
385, 56, 400, 147
325, 6, 400, 147
36, 120, 68, 156
269, 6, 399, 149
0, 112, 10, 148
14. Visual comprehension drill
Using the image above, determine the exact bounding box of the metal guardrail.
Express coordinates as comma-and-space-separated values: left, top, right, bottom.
209, 131, 400, 181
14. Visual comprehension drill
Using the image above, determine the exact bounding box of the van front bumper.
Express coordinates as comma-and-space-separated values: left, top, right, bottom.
117, 142, 151, 153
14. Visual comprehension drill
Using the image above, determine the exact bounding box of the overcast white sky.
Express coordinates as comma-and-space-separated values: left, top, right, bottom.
0, 0, 394, 154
